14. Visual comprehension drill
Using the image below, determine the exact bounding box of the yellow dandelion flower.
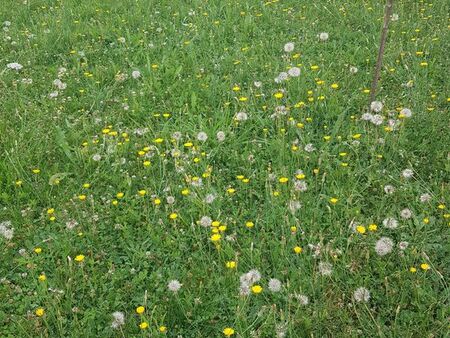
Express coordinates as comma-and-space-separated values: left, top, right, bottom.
34, 247, 42, 254
169, 213, 178, 220
294, 246, 302, 254
223, 327, 235, 337
211, 234, 221, 242
356, 226, 366, 234
35, 308, 45, 317
329, 197, 339, 205
420, 263, 430, 271
251, 285, 263, 294
75, 254, 85, 262
410, 267, 417, 273
274, 92, 284, 99
278, 177, 289, 183
226, 261, 236, 269
245, 221, 254, 228
136, 306, 145, 314
38, 274, 46, 282
139, 322, 149, 329
368, 224, 378, 231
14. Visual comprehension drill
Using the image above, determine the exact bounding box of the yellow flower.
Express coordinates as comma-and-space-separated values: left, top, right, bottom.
331, 83, 339, 89
169, 213, 178, 220
438, 204, 446, 210
251, 285, 263, 294
274, 92, 284, 99
138, 190, 146, 196
423, 217, 429, 224
356, 226, 366, 234
290, 226, 297, 233
232, 86, 240, 92
278, 177, 289, 183
368, 224, 378, 231
139, 322, 149, 329
32, 169, 41, 174
159, 326, 167, 333
38, 274, 46, 282
78, 194, 86, 201
226, 188, 236, 194
143, 160, 151, 166
226, 261, 236, 269
181, 189, 190, 196
136, 306, 145, 314
15, 180, 23, 186
238, 96, 248, 102
293, 246, 302, 254
420, 263, 430, 271
352, 133, 362, 139
223, 327, 235, 337
112, 200, 118, 206
75, 254, 85, 262
329, 197, 338, 205
211, 234, 221, 242
409, 267, 417, 273
83, 183, 91, 188
35, 308, 45, 317
34, 247, 42, 254
212, 221, 220, 227
245, 221, 254, 228
47, 208, 55, 215
116, 192, 124, 199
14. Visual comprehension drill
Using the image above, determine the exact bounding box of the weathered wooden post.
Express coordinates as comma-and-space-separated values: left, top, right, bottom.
369, 0, 394, 105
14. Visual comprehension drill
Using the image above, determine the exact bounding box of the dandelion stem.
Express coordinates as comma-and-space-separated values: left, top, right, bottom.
369, 0, 394, 106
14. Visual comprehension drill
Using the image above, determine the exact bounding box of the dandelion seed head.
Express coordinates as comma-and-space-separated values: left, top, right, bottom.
353, 287, 370, 302
375, 237, 394, 256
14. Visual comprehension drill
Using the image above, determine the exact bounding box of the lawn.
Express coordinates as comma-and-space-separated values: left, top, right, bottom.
0, 0, 449, 337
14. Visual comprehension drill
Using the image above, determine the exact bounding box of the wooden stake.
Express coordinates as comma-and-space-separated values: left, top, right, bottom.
369, 0, 394, 106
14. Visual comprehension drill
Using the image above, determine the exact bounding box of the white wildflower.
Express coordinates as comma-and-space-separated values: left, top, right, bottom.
353, 287, 370, 302
400, 208, 412, 219
288, 67, 301, 77
319, 32, 329, 41
197, 131, 208, 142
382, 217, 398, 229
420, 193, 431, 203
284, 42, 294, 52
402, 169, 414, 179
370, 101, 383, 113
268, 278, 282, 292
168, 280, 182, 292
131, 70, 141, 79
375, 237, 394, 256
111, 311, 125, 329
318, 262, 332, 276
7, 62, 23, 70
235, 111, 248, 121
216, 131, 226, 142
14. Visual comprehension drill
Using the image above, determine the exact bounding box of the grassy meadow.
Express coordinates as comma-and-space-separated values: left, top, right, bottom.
0, 0, 449, 337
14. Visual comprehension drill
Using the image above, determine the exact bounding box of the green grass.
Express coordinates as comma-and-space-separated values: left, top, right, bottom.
0, 0, 449, 337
